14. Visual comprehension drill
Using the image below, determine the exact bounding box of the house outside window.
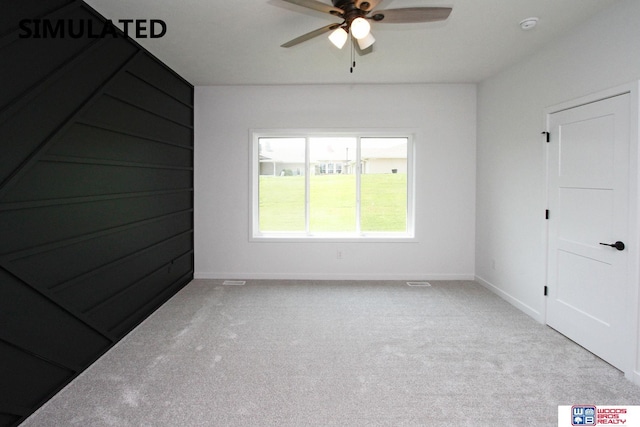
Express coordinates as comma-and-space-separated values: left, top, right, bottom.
251, 130, 415, 241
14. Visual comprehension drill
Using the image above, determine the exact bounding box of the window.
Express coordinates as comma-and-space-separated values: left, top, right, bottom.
251, 130, 414, 240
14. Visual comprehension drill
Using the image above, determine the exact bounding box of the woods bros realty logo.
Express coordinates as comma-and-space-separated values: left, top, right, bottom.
559, 405, 640, 425
18, 19, 167, 39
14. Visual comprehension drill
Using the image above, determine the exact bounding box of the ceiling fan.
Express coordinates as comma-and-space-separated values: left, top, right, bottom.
279, 0, 452, 53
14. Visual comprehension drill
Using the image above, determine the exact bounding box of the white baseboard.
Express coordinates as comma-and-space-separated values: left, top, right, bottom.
475, 275, 544, 323
194, 271, 476, 281
627, 370, 640, 386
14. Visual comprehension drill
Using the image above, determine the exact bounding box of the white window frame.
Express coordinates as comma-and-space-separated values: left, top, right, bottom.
250, 129, 416, 242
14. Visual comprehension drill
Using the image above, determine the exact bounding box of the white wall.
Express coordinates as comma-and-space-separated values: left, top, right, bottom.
195, 84, 476, 280
475, 0, 640, 324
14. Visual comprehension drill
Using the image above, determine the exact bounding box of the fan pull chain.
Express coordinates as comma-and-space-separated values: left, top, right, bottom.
350, 33, 356, 73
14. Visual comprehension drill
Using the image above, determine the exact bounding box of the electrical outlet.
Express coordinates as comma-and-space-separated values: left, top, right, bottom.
337, 250, 343, 259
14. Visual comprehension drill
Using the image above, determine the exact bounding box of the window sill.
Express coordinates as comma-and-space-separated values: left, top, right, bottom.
250, 233, 417, 243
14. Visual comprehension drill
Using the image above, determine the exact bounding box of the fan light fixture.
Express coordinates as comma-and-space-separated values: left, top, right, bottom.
278, 0, 453, 73
328, 27, 348, 49
329, 17, 373, 50
357, 32, 375, 50
350, 17, 370, 39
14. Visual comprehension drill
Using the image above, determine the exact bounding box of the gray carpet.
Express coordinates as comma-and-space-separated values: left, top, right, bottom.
23, 280, 640, 426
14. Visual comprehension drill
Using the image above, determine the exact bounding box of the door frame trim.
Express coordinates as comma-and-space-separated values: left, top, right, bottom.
543, 81, 640, 383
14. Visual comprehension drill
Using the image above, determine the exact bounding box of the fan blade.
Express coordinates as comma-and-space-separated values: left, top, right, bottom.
370, 7, 452, 23
355, 0, 381, 12
280, 0, 344, 16
281, 23, 341, 47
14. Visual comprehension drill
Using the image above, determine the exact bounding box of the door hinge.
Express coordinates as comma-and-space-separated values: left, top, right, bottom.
541, 131, 550, 143
545, 209, 549, 220
544, 286, 548, 296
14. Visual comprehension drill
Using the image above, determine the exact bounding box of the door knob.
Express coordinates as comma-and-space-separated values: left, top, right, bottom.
599, 241, 625, 251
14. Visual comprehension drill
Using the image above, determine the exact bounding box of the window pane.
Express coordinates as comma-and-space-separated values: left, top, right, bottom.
258, 138, 306, 232
309, 137, 356, 232
360, 138, 408, 232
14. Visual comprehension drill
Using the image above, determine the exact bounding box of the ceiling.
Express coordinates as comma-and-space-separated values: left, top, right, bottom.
84, 0, 617, 86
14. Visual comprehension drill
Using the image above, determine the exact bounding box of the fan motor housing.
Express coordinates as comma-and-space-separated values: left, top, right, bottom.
332, 0, 367, 21
332, 0, 359, 7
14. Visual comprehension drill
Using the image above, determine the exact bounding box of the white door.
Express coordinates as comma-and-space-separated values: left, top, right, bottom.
546, 93, 631, 371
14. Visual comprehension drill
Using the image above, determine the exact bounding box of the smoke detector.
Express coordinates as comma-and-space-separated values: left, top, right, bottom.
519, 17, 539, 30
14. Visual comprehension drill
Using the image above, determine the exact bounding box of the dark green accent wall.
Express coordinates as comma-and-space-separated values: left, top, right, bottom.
0, 2, 194, 425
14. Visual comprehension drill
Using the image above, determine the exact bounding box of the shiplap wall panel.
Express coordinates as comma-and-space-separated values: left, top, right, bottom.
0, 192, 192, 254
6, 211, 192, 289
0, 341, 73, 408
0, 416, 18, 427
0, 271, 110, 367
0, 36, 137, 186
0, 0, 71, 32
89, 251, 193, 334
50, 123, 193, 166
57, 233, 193, 312
80, 95, 193, 144
0, 1, 194, 425
0, 6, 95, 109
2, 162, 192, 201
107, 72, 193, 126
127, 53, 193, 106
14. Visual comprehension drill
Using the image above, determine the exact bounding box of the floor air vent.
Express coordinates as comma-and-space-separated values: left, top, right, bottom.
223, 280, 246, 286
406, 281, 432, 287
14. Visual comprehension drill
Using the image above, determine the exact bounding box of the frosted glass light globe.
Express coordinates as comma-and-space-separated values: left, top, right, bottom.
357, 32, 375, 49
328, 27, 348, 49
350, 17, 370, 40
